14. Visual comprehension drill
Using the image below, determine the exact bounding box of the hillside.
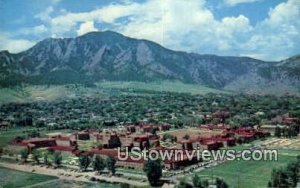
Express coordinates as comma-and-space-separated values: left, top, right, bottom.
0, 81, 227, 104
0, 31, 299, 95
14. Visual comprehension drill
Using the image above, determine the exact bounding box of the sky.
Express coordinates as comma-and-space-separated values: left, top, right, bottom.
0, 0, 299, 61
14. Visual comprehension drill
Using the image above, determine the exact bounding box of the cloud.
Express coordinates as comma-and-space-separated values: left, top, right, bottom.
52, 0, 61, 4
33, 25, 48, 34
49, 2, 140, 35
35, 6, 54, 22
112, 0, 253, 54
241, 0, 300, 60
77, 21, 98, 36
17, 0, 300, 60
20, 25, 48, 36
224, 0, 260, 6
36, 0, 254, 56
0, 35, 35, 53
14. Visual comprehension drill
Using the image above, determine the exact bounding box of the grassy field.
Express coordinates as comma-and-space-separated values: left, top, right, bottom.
0, 81, 226, 104
98, 80, 227, 95
0, 85, 104, 104
0, 167, 57, 188
0, 167, 121, 188
196, 154, 297, 188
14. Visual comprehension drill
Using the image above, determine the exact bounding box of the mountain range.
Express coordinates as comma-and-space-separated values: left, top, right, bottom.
0, 31, 299, 95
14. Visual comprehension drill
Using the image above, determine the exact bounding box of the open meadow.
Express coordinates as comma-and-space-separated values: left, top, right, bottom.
0, 167, 57, 188
195, 154, 298, 188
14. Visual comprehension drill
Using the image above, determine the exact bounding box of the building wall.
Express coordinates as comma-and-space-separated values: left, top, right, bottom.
116, 161, 144, 169
56, 140, 71, 147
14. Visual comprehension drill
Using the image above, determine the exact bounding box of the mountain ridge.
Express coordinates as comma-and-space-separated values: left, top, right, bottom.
0, 31, 299, 95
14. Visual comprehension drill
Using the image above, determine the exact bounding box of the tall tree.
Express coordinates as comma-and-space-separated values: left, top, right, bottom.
286, 161, 299, 187
176, 179, 193, 188
20, 148, 29, 162
192, 174, 203, 188
143, 159, 162, 186
0, 147, 3, 158
274, 126, 281, 138
43, 152, 50, 166
106, 156, 116, 175
32, 150, 41, 164
92, 155, 105, 173
79, 155, 91, 171
202, 179, 209, 188
53, 151, 62, 167
269, 168, 289, 188
215, 178, 228, 188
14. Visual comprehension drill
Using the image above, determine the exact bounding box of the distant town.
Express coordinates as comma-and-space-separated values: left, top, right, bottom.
1, 91, 299, 187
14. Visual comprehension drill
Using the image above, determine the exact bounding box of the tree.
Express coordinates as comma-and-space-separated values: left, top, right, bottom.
79, 155, 91, 171
27, 130, 40, 138
267, 181, 272, 188
109, 136, 121, 148
150, 128, 157, 135
20, 148, 29, 162
53, 151, 62, 167
92, 155, 105, 173
286, 161, 299, 187
143, 159, 162, 186
215, 178, 228, 188
106, 156, 116, 175
183, 134, 190, 140
43, 151, 50, 166
274, 126, 281, 138
202, 179, 209, 188
269, 168, 289, 188
287, 125, 298, 138
32, 150, 41, 164
269, 158, 300, 188
176, 179, 193, 188
192, 174, 203, 188
120, 183, 130, 188
0, 147, 3, 158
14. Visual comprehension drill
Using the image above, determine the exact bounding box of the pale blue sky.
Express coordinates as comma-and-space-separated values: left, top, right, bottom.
0, 0, 299, 61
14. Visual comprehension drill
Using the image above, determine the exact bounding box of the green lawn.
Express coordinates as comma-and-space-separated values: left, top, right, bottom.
98, 80, 228, 95
0, 167, 57, 188
196, 154, 297, 188
277, 148, 300, 156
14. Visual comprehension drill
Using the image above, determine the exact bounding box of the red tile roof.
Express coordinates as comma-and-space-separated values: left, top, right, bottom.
85, 149, 118, 157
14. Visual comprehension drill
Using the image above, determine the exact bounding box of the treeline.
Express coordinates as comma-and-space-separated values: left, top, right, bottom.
274, 126, 299, 138
177, 174, 228, 188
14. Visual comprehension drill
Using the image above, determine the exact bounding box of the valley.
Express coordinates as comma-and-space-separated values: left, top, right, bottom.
0, 85, 299, 187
